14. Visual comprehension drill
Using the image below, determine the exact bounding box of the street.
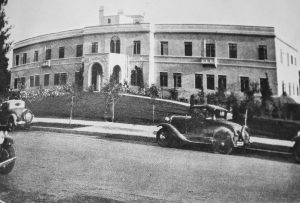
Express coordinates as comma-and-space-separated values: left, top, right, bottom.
0, 131, 300, 202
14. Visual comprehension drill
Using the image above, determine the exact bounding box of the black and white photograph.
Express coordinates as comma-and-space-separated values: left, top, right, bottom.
0, 0, 300, 202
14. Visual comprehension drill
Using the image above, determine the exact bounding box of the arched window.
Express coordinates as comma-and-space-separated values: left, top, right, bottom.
110, 36, 120, 53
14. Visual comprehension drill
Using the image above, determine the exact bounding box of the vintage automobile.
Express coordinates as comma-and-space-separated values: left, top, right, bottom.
0, 126, 16, 174
156, 104, 250, 154
0, 100, 34, 131
292, 133, 300, 163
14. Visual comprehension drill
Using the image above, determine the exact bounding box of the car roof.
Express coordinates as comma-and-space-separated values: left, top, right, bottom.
3, 99, 24, 104
192, 104, 228, 112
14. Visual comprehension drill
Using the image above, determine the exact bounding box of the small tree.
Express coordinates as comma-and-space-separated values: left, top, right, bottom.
101, 76, 122, 122
0, 0, 11, 94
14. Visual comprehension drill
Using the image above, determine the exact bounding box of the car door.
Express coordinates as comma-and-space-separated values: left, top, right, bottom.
185, 107, 207, 141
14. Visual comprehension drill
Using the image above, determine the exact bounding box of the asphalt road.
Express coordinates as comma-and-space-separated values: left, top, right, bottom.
0, 131, 300, 202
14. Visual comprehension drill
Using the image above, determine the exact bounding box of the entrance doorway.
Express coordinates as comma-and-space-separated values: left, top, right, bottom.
112, 65, 121, 84
91, 63, 103, 91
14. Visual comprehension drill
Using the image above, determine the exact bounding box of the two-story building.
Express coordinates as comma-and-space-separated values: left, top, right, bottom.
11, 7, 300, 99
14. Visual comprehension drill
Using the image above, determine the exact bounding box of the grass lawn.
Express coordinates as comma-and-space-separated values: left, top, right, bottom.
26, 92, 190, 124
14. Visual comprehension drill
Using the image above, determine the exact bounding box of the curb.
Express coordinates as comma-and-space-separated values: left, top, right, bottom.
31, 126, 294, 155
31, 126, 156, 143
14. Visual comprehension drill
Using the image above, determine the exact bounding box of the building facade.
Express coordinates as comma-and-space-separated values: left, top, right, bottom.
11, 7, 300, 99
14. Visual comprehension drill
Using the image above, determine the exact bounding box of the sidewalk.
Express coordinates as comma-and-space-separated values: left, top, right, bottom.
32, 117, 295, 153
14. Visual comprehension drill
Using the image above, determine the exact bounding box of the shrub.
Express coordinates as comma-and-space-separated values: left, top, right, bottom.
168, 88, 178, 100
148, 84, 159, 98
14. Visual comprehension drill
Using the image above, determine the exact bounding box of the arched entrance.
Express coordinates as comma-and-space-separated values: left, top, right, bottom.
112, 65, 121, 84
91, 63, 103, 91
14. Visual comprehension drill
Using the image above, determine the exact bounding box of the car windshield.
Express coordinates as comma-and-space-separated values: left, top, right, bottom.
191, 106, 227, 120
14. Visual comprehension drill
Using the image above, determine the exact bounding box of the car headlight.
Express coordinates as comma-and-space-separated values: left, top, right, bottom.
164, 117, 170, 122
23, 111, 33, 123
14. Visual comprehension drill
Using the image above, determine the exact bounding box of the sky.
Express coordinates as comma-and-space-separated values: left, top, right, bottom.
5, 0, 300, 68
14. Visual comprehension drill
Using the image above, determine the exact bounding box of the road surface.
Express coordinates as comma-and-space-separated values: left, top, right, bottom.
0, 131, 300, 202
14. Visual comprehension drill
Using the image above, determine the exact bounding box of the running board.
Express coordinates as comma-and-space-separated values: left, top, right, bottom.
0, 157, 16, 168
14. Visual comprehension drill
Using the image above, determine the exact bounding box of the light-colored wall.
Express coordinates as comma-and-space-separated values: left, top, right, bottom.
154, 57, 278, 98
275, 37, 299, 97
154, 33, 276, 61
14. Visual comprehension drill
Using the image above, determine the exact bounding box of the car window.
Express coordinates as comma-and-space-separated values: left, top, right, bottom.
191, 107, 206, 119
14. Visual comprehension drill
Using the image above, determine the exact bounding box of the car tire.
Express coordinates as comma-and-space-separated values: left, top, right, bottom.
213, 127, 234, 154
7, 118, 16, 132
293, 143, 300, 164
156, 128, 173, 147
0, 145, 16, 174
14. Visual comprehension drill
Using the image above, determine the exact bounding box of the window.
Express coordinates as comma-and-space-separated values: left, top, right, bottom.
75, 71, 83, 88
15, 55, 19, 66
287, 53, 289, 66
206, 43, 215, 57
108, 18, 111, 24
133, 41, 141, 55
280, 49, 283, 64
30, 76, 34, 87
61, 73, 67, 85
20, 77, 26, 89
76, 44, 83, 57
185, 42, 192, 56
35, 75, 40, 87
14, 78, 19, 89
161, 41, 168, 56
229, 43, 237, 58
260, 78, 268, 92
295, 57, 297, 66
241, 77, 249, 92
291, 55, 293, 65
173, 73, 182, 88
46, 49, 51, 60
258, 45, 267, 60
92, 42, 98, 53
54, 73, 67, 85
59, 47, 65, 58
44, 74, 50, 86
34, 51, 39, 62
130, 66, 143, 86
207, 74, 215, 90
195, 74, 203, 89
218, 75, 227, 90
54, 73, 60, 85
110, 36, 120, 53
22, 53, 27, 64
160, 72, 168, 87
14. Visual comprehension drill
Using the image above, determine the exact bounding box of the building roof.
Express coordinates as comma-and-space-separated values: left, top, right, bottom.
13, 23, 276, 50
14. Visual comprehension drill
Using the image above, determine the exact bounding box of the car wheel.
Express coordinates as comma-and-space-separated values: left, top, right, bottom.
293, 143, 300, 164
0, 145, 16, 174
213, 127, 234, 154
7, 118, 16, 132
156, 128, 173, 147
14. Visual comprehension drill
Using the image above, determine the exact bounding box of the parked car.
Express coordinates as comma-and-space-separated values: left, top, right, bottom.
156, 104, 250, 154
0, 100, 34, 131
292, 133, 300, 163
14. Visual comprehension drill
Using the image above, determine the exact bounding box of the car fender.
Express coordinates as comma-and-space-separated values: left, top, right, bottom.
292, 135, 300, 151
3, 136, 14, 146
8, 114, 17, 126
157, 123, 192, 143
